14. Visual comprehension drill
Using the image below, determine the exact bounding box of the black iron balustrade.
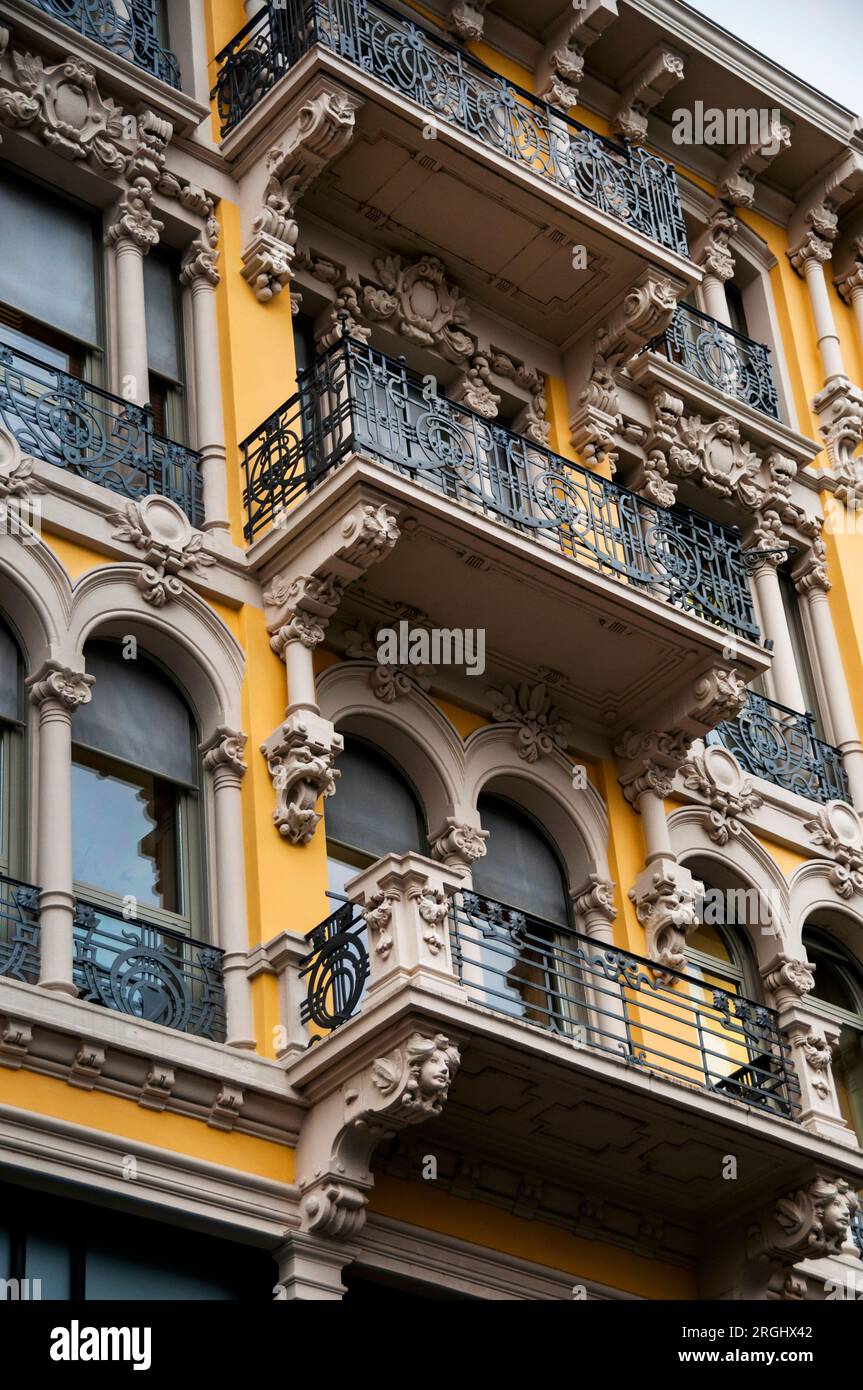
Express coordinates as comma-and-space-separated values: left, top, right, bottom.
450, 890, 800, 1118
300, 899, 369, 1032
72, 900, 226, 1041
0, 345, 204, 526
707, 691, 850, 805
851, 1203, 863, 1257
0, 874, 41, 985
649, 303, 780, 419
242, 336, 759, 641
212, 0, 688, 256
26, 0, 181, 86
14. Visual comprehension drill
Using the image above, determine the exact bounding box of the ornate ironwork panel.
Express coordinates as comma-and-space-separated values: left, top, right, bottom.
213, 0, 688, 255
651, 303, 780, 418
300, 899, 369, 1032
449, 890, 800, 1118
242, 337, 759, 641
0, 875, 41, 985
0, 345, 204, 526
72, 901, 226, 1041
28, 0, 181, 86
708, 691, 850, 804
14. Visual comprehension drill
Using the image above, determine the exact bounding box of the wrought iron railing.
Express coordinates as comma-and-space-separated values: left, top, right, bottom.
26, 0, 181, 86
300, 899, 369, 1031
707, 691, 850, 805
72, 899, 226, 1041
851, 1203, 863, 1257
0, 345, 204, 526
451, 891, 800, 1117
0, 874, 41, 985
649, 303, 780, 419
242, 337, 759, 641
212, 0, 688, 256
299, 885, 800, 1117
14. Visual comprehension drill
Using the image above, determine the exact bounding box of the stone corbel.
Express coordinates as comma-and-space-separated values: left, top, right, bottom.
716, 119, 792, 208
487, 680, 571, 763
429, 818, 489, 871
595, 269, 686, 367
679, 745, 763, 845
569, 356, 623, 472
444, 0, 491, 42
242, 81, 362, 302
629, 385, 683, 505
706, 1174, 859, 1299
814, 376, 863, 475
668, 415, 765, 510
629, 863, 703, 976
295, 1024, 463, 1238
536, 0, 619, 111
691, 206, 738, 284
262, 711, 343, 845
788, 150, 863, 267
571, 875, 617, 941
109, 497, 215, 606
612, 46, 685, 145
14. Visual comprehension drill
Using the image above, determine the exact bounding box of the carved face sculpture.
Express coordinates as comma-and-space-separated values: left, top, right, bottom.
420, 1049, 452, 1096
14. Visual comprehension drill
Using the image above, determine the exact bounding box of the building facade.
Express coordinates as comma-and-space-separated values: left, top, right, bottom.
1, 0, 863, 1301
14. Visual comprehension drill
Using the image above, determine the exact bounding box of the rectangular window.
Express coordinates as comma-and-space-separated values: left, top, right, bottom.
779, 567, 822, 729
143, 248, 186, 441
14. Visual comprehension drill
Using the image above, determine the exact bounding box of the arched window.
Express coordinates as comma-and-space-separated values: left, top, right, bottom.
0, 616, 23, 881
802, 926, 863, 1144
325, 736, 426, 898
71, 641, 202, 935
466, 793, 577, 1032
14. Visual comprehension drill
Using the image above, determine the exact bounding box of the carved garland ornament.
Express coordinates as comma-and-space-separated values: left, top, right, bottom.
110, 497, 215, 606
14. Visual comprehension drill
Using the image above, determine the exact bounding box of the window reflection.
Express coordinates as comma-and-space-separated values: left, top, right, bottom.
72, 750, 181, 914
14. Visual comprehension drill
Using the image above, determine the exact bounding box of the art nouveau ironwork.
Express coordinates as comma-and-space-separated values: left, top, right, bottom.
212, 0, 688, 255
0, 345, 204, 525
300, 899, 369, 1032
242, 337, 759, 641
72, 900, 226, 1041
650, 303, 780, 419
707, 691, 850, 804
0, 875, 40, 985
29, 0, 181, 87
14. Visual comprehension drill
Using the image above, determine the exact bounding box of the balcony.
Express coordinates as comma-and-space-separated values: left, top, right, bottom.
0, 874, 41, 986
0, 344, 204, 526
649, 303, 780, 420
244, 337, 758, 642
301, 886, 800, 1120
25, 0, 181, 87
707, 691, 850, 805
212, 0, 688, 257
72, 900, 226, 1042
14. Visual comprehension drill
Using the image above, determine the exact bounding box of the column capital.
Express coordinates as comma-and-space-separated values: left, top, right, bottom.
200, 725, 248, 780
571, 874, 617, 933
429, 817, 489, 870
180, 210, 220, 288
105, 177, 163, 253
691, 206, 737, 283
27, 661, 94, 714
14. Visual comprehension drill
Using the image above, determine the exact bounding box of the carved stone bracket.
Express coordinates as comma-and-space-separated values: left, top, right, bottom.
595, 269, 685, 367
569, 356, 623, 473
110, 497, 215, 606
669, 415, 765, 509
444, 0, 491, 42
804, 801, 863, 899
743, 1174, 858, 1298
536, 0, 619, 111
429, 817, 489, 870
680, 745, 763, 844
612, 46, 685, 145
630, 386, 683, 504
261, 711, 343, 845
242, 82, 362, 302
629, 863, 702, 976
813, 376, 863, 479
691, 206, 738, 283
359, 254, 474, 361
717, 120, 792, 208
296, 1025, 462, 1238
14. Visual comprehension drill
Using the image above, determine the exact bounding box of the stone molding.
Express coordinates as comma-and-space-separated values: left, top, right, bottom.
261, 711, 343, 845
612, 46, 685, 145
109, 497, 215, 607
680, 746, 764, 845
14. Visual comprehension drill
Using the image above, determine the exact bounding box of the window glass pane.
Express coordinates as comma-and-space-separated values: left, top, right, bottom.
325, 740, 424, 859
85, 1246, 241, 1300
143, 251, 181, 382
0, 1224, 9, 1281
73, 644, 195, 784
778, 570, 820, 723
0, 620, 18, 720
472, 796, 569, 926
0, 321, 72, 376
0, 172, 98, 346
72, 752, 181, 913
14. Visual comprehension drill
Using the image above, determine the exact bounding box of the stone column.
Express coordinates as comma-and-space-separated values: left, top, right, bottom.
835, 251, 863, 356
200, 728, 255, 1049
692, 207, 737, 328
746, 541, 806, 711
761, 953, 856, 1147
790, 232, 846, 384
571, 875, 616, 945
272, 1232, 355, 1301
106, 184, 163, 407
796, 557, 863, 807
181, 219, 230, 535
26, 663, 95, 995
